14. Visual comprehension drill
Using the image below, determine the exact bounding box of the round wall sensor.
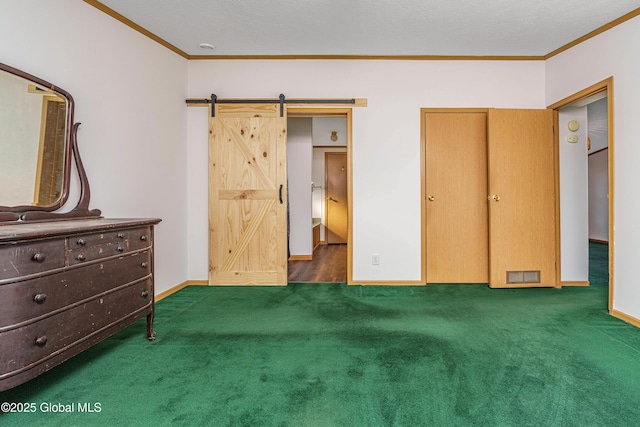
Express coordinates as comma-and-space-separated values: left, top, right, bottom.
567, 120, 580, 132
199, 43, 215, 50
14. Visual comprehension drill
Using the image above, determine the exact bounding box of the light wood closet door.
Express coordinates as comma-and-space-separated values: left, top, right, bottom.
487, 109, 556, 288
425, 112, 488, 283
209, 104, 288, 286
325, 152, 348, 244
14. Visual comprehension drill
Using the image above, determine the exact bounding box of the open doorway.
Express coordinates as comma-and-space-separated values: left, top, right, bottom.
286, 110, 351, 283
586, 96, 609, 289
549, 78, 613, 310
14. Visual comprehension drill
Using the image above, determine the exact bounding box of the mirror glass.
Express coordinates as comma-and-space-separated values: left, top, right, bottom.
0, 65, 70, 210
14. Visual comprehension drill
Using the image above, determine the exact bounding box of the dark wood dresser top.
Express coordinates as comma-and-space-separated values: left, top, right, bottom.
0, 218, 162, 242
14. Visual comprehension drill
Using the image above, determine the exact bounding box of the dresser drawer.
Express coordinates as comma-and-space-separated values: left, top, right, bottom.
129, 227, 152, 251
67, 230, 129, 264
0, 239, 66, 281
68, 241, 129, 264
68, 229, 128, 248
0, 250, 151, 328
0, 278, 153, 380
66, 227, 152, 265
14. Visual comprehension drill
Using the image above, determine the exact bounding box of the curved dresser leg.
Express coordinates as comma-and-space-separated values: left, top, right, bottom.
146, 312, 156, 341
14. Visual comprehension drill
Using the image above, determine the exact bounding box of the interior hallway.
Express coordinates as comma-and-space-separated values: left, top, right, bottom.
288, 244, 347, 283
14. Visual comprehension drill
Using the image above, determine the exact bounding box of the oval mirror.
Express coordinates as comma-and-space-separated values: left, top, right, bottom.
0, 62, 73, 215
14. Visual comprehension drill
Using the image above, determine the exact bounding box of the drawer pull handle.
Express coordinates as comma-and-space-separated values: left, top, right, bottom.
34, 293, 47, 304
117, 246, 125, 252
35, 336, 48, 347
77, 238, 86, 246
141, 262, 148, 268
32, 253, 46, 262
141, 290, 149, 298
117, 233, 125, 239
140, 235, 148, 241
77, 254, 86, 261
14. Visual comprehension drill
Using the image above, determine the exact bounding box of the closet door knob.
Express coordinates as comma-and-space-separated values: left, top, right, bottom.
428, 195, 435, 201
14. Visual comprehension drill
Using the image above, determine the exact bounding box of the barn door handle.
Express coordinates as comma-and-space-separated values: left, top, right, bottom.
279, 184, 283, 204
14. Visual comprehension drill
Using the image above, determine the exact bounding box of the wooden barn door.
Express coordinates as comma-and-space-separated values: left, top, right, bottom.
209, 104, 288, 286
325, 152, 348, 244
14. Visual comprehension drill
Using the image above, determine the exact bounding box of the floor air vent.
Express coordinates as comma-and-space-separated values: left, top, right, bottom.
506, 270, 541, 284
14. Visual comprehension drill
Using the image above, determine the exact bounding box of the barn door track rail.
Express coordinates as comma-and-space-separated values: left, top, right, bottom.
186, 94, 367, 117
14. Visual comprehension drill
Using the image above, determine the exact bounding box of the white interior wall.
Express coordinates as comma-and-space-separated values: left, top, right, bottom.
187, 60, 546, 282
287, 118, 313, 256
0, 0, 189, 294
312, 117, 348, 147
546, 13, 640, 320
588, 97, 609, 153
558, 108, 589, 282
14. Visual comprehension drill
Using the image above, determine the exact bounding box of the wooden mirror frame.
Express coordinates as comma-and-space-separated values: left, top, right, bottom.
0, 62, 100, 222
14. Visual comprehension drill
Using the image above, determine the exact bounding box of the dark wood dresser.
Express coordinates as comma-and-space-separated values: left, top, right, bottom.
0, 218, 161, 391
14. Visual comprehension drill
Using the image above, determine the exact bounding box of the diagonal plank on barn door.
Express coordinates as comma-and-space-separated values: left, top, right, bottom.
220, 199, 276, 272
209, 104, 287, 286
220, 119, 276, 190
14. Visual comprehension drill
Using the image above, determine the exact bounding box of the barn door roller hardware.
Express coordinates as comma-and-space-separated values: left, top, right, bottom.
186, 94, 358, 117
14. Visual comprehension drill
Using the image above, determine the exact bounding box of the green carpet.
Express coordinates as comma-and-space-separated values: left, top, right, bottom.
588, 241, 608, 287
3, 243, 640, 427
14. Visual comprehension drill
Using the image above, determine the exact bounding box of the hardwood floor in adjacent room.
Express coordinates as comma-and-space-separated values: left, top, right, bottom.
288, 244, 347, 283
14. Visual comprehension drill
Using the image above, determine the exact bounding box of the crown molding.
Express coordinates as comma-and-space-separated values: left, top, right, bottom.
187, 54, 545, 61
545, 7, 640, 59
84, 0, 189, 59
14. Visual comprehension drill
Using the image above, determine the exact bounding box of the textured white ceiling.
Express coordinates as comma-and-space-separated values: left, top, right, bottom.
96, 0, 640, 57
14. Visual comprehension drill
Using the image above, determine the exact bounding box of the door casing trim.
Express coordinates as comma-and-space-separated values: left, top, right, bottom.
548, 76, 615, 313
288, 108, 354, 284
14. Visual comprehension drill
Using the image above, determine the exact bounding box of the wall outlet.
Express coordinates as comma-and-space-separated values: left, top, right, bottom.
372, 254, 380, 265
